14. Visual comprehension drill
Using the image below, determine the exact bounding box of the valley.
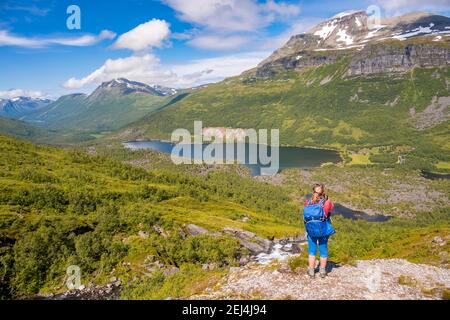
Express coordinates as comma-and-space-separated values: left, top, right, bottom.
0, 9, 449, 301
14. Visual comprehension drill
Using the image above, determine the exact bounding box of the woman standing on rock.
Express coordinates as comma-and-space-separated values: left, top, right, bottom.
303, 183, 334, 278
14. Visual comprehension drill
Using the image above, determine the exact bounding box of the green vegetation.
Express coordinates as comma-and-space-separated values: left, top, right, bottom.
0, 135, 300, 299
21, 92, 177, 144
0, 117, 52, 142
27, 94, 170, 133
113, 62, 450, 171
0, 134, 448, 300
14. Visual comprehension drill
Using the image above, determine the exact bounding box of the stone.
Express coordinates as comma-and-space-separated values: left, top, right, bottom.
138, 230, 149, 239
239, 257, 250, 266
291, 244, 301, 254
223, 227, 273, 255
202, 263, 217, 270
163, 267, 180, 276
185, 224, 209, 236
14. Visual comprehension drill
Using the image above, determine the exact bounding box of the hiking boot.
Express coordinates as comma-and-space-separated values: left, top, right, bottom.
319, 267, 327, 278
307, 268, 315, 278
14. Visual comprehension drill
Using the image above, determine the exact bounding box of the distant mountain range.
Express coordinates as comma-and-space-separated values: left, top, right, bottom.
0, 96, 53, 119
20, 78, 180, 136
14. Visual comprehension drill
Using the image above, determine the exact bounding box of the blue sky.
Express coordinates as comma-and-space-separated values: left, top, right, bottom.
0, 0, 449, 99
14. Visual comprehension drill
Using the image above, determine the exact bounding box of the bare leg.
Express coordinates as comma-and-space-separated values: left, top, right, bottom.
320, 257, 327, 269
308, 255, 316, 269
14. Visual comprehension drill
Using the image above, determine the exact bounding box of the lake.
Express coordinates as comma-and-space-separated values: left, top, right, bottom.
123, 140, 342, 176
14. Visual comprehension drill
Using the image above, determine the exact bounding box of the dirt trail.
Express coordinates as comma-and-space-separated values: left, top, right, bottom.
192, 259, 450, 300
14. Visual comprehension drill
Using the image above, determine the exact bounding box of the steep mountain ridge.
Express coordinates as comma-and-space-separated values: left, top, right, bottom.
87, 78, 177, 101
0, 96, 52, 119
22, 79, 177, 137
253, 11, 450, 77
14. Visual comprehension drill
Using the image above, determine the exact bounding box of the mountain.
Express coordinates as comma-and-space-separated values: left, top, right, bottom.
252, 11, 450, 77
0, 96, 52, 119
22, 79, 179, 137
112, 11, 450, 169
0, 116, 51, 140
87, 78, 177, 101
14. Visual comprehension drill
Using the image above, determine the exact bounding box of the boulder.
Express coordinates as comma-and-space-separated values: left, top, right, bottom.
163, 267, 180, 276
185, 224, 209, 236
223, 227, 273, 255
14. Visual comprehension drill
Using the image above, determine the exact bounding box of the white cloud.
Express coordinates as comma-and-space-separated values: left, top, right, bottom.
113, 19, 171, 51
164, 0, 301, 50
164, 0, 264, 32
261, 17, 323, 50
171, 51, 270, 86
0, 29, 116, 48
188, 34, 251, 50
375, 0, 450, 14
0, 89, 46, 99
63, 54, 175, 89
63, 51, 269, 89
262, 0, 301, 19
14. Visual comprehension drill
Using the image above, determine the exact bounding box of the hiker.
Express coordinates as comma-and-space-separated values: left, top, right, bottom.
303, 183, 335, 278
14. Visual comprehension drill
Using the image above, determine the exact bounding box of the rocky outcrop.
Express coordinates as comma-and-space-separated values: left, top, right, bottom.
35, 278, 123, 300
192, 259, 450, 300
347, 43, 450, 76
182, 224, 274, 256
255, 50, 345, 78
411, 96, 450, 130
223, 228, 273, 255
184, 224, 210, 236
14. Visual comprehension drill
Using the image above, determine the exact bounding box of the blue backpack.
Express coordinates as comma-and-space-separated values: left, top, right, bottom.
303, 198, 335, 238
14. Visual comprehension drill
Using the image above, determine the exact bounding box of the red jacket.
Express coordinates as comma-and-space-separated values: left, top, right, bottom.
304, 197, 333, 218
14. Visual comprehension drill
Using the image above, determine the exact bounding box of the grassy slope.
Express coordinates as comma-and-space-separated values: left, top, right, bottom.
23, 92, 172, 140
0, 134, 300, 298
115, 60, 450, 170
0, 117, 52, 141
0, 135, 448, 299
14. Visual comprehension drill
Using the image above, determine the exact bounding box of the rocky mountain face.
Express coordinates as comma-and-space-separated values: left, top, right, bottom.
88, 78, 177, 101
192, 259, 450, 300
0, 96, 52, 119
253, 11, 450, 78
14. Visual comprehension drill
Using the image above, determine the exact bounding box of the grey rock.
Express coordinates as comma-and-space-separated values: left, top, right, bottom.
432, 236, 444, 244
185, 224, 209, 236
239, 257, 250, 266
223, 228, 273, 255
163, 267, 180, 276
138, 230, 149, 238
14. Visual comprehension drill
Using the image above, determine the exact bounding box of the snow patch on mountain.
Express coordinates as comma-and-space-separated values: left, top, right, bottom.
314, 21, 337, 39
337, 29, 354, 46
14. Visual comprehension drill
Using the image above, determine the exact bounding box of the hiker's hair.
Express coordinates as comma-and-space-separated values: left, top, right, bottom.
313, 183, 325, 193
